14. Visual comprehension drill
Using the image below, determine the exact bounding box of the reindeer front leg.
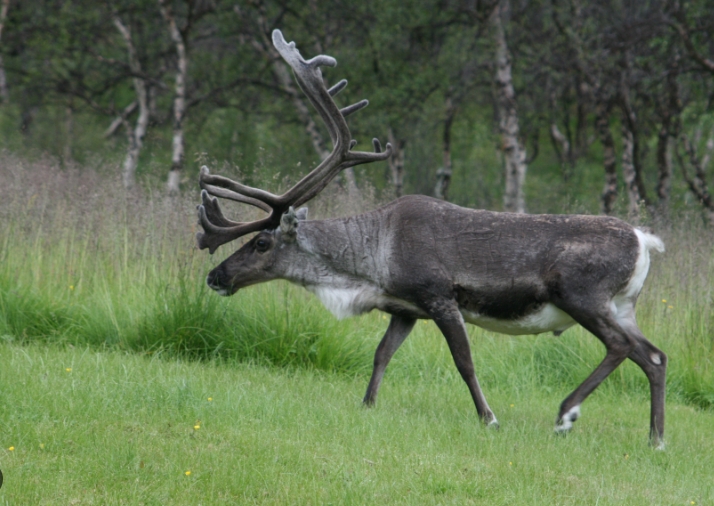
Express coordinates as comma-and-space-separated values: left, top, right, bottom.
427, 300, 499, 428
363, 315, 416, 406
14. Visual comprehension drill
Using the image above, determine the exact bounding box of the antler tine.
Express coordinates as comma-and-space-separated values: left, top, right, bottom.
196, 167, 279, 253
328, 79, 347, 96
199, 190, 241, 228
196, 204, 274, 254
199, 167, 272, 213
340, 99, 369, 118
199, 166, 280, 208
292, 141, 393, 208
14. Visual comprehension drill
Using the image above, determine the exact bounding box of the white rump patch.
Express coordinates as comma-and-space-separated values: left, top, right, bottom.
461, 303, 576, 336
555, 405, 581, 433
610, 229, 664, 324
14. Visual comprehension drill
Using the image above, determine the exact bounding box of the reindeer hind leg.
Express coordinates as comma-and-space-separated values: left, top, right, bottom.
624, 326, 667, 449
552, 305, 638, 434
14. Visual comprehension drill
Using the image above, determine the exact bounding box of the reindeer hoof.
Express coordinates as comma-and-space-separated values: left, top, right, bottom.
486, 418, 500, 430
555, 405, 581, 434
650, 438, 666, 451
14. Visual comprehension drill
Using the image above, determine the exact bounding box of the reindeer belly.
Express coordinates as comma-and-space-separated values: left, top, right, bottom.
459, 303, 575, 335
307, 283, 427, 320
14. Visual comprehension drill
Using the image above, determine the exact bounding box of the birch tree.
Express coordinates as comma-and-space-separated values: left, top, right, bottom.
113, 15, 150, 190
158, 0, 216, 194
491, 0, 526, 213
676, 131, 714, 226
158, 0, 188, 195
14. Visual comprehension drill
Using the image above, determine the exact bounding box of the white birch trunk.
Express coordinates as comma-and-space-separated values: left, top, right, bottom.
491, 0, 527, 213
621, 124, 641, 219
113, 17, 150, 190
159, 0, 187, 195
434, 96, 455, 200
387, 127, 406, 198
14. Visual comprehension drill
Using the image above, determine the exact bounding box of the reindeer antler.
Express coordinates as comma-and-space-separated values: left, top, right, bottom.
196, 29, 392, 254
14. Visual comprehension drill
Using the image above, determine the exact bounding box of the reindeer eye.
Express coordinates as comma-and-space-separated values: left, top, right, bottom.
255, 238, 270, 252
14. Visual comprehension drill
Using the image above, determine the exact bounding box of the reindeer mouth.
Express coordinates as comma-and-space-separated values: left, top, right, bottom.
206, 274, 238, 297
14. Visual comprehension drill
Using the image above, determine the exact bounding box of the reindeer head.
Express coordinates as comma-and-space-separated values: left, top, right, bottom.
205, 207, 309, 295
197, 30, 390, 296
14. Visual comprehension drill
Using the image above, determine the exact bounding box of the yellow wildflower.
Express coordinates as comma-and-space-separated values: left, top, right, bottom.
65, 368, 72, 372
185, 470, 191, 476
8, 446, 14, 451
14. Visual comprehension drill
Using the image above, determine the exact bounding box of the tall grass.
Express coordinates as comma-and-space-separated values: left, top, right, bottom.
1, 155, 713, 411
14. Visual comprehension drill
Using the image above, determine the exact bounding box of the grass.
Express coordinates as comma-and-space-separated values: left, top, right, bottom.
1, 343, 713, 505
0, 157, 713, 503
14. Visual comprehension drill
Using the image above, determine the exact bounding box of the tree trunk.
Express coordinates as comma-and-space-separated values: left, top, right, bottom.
491, 0, 526, 213
575, 80, 589, 158
63, 104, 73, 164
656, 55, 682, 220
550, 123, 572, 180
655, 122, 672, 217
621, 124, 642, 220
676, 132, 714, 226
159, 0, 187, 195
435, 96, 456, 200
0, 0, 10, 103
596, 102, 618, 215
387, 127, 406, 198
619, 77, 649, 212
113, 16, 150, 191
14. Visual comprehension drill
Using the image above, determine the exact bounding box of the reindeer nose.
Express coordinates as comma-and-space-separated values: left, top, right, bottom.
206, 268, 225, 290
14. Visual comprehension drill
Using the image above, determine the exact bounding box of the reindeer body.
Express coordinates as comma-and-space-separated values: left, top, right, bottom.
212, 195, 656, 337
198, 31, 668, 447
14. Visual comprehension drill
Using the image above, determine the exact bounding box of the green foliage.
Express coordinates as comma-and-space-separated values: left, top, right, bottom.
0, 0, 712, 214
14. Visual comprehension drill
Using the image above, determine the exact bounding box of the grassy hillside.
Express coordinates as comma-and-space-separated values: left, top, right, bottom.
0, 156, 713, 503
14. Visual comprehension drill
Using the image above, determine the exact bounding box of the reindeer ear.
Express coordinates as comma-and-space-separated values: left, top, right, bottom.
280, 207, 299, 240
296, 207, 308, 221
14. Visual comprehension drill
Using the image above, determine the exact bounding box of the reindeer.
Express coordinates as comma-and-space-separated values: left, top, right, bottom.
197, 30, 667, 448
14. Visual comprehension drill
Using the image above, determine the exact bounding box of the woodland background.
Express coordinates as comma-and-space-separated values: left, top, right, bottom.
1, 2, 714, 503
0, 0, 713, 222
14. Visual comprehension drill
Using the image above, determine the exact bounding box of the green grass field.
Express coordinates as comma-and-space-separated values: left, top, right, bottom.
0, 342, 713, 505
1, 161, 713, 504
